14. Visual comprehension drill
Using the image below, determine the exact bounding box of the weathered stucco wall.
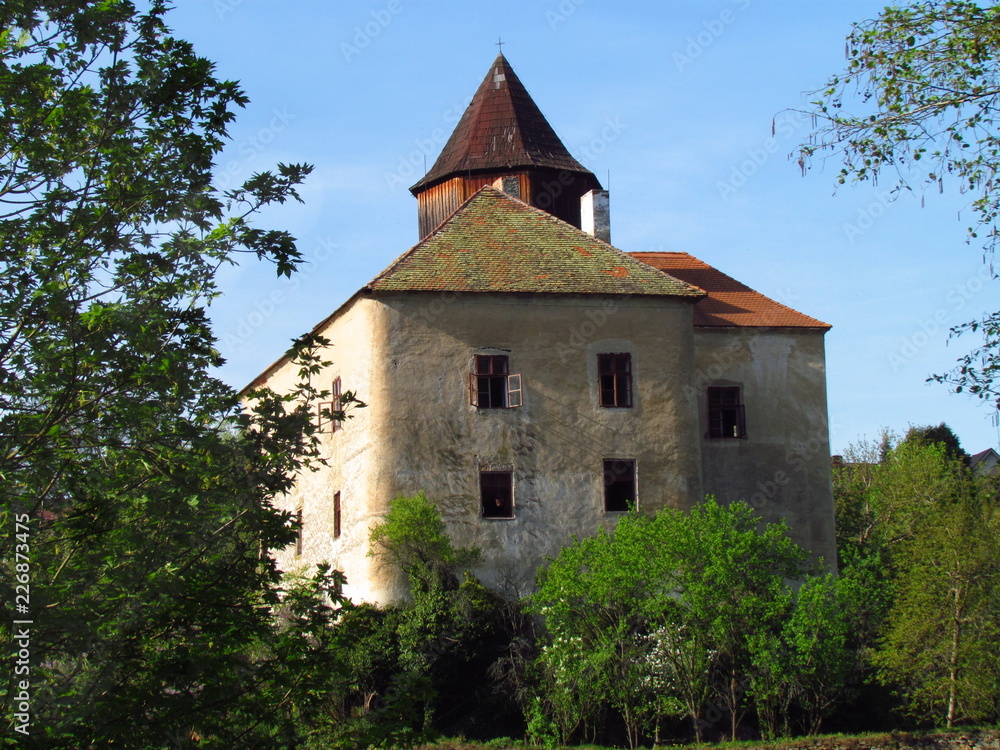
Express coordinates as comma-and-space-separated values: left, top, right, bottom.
259, 296, 394, 603
692, 327, 837, 566
366, 291, 705, 601
258, 297, 837, 604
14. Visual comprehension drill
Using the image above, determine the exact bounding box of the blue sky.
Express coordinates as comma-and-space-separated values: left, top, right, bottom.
166, 1, 1000, 456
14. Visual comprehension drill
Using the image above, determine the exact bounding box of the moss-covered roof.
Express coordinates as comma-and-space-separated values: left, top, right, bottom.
366, 187, 705, 298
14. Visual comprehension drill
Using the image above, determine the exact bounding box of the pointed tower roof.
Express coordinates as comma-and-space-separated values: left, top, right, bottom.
410, 54, 597, 193
368, 187, 703, 298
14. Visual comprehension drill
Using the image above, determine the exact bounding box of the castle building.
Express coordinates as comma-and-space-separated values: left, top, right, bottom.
248, 54, 836, 603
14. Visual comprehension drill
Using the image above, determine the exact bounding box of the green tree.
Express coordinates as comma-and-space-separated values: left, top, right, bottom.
0, 2, 352, 746
874, 468, 1000, 726
361, 493, 515, 745
836, 431, 971, 558
531, 499, 810, 745
368, 491, 480, 595
902, 423, 970, 464
790, 574, 854, 734
530, 516, 665, 747
797, 1, 1000, 404
833, 429, 1000, 728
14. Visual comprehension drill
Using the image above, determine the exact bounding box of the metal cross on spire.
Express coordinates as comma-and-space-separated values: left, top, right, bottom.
496, 38, 504, 54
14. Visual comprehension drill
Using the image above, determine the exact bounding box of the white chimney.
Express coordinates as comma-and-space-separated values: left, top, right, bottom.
581, 189, 610, 243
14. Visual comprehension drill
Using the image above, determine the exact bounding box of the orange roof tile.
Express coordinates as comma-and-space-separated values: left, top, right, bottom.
631, 252, 831, 329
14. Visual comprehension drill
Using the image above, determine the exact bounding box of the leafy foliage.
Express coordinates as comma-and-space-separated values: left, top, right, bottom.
529, 499, 837, 747
901, 422, 970, 464
369, 491, 481, 594
872, 458, 1000, 726
335, 493, 519, 747
797, 1, 1000, 404
0, 3, 360, 746
833, 428, 1000, 729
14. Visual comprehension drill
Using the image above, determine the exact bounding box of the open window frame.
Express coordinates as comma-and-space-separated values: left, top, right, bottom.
707, 386, 747, 439
469, 354, 522, 409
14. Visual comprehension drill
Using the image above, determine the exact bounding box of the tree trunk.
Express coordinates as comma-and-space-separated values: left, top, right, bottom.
729, 672, 739, 739
946, 586, 963, 728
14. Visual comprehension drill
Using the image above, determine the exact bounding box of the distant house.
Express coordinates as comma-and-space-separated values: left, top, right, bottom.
246, 54, 837, 603
970, 448, 1000, 476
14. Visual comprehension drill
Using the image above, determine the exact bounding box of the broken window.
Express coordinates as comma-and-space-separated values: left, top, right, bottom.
603, 459, 636, 512
598, 353, 632, 408
480, 470, 514, 518
331, 378, 342, 432
708, 386, 747, 439
317, 377, 343, 432
470, 354, 522, 408
294, 508, 304, 556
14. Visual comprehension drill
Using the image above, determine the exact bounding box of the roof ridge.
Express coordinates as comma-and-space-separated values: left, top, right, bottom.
366, 186, 705, 298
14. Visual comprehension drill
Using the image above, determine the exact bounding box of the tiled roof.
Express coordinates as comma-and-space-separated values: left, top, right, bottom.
410, 54, 596, 192
631, 252, 831, 329
367, 188, 705, 298
970, 448, 999, 470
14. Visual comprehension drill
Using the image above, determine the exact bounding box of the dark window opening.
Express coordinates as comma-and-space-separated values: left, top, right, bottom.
480, 471, 514, 518
603, 459, 636, 512
294, 508, 303, 556
333, 491, 342, 539
599, 353, 633, 408
317, 377, 343, 432
475, 355, 508, 408
331, 377, 342, 432
708, 386, 747, 438
470, 355, 523, 408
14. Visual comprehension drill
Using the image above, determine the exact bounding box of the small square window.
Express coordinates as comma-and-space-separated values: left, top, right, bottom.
708, 386, 747, 439
603, 459, 636, 512
480, 471, 514, 518
470, 355, 522, 409
598, 353, 632, 408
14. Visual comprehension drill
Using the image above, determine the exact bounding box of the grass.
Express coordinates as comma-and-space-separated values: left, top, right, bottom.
411, 726, 1000, 750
